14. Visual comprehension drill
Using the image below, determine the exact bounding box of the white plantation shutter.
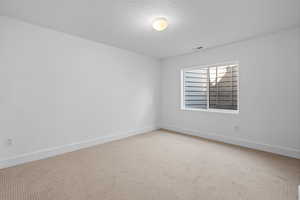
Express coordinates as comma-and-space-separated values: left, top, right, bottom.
182, 63, 239, 111
183, 69, 208, 109
208, 64, 238, 110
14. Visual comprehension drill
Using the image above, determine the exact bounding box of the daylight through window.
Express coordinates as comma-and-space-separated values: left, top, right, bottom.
182, 62, 239, 112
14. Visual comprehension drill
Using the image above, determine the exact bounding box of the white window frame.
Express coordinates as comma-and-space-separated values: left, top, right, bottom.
180, 61, 239, 114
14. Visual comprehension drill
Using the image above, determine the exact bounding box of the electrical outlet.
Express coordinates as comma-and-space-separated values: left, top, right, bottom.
6, 138, 13, 146
234, 125, 239, 132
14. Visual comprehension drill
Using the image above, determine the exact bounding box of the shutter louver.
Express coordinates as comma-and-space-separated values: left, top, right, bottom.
184, 69, 208, 109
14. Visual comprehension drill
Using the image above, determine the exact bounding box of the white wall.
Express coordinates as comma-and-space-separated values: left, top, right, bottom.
160, 27, 300, 158
0, 16, 160, 167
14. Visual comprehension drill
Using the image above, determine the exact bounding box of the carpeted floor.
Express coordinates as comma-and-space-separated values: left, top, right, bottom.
1, 130, 300, 200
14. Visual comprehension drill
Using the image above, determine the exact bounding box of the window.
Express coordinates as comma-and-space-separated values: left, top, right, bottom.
181, 62, 239, 113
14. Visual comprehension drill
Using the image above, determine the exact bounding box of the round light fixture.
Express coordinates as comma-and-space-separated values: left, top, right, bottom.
152, 17, 168, 31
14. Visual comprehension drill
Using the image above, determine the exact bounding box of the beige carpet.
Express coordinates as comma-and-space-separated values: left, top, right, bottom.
1, 130, 300, 200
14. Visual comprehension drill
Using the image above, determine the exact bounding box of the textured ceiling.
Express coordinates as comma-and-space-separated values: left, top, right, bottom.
1, 0, 299, 58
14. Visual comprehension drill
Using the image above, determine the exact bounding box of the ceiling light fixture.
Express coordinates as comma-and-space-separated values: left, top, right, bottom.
152, 17, 168, 31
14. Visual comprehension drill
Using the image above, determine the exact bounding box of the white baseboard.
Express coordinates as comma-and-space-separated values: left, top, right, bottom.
0, 126, 158, 169
160, 124, 300, 159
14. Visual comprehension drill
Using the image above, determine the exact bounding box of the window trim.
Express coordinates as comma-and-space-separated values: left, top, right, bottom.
180, 61, 239, 114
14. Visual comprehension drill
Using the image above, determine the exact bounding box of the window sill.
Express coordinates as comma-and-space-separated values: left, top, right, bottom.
181, 107, 239, 114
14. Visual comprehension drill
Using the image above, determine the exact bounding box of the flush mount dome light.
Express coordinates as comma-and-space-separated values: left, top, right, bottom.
152, 17, 168, 31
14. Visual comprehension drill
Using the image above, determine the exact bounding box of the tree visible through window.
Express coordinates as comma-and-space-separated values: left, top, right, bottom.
182, 62, 239, 111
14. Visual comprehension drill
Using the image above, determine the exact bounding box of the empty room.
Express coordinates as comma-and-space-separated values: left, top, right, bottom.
0, 0, 300, 199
